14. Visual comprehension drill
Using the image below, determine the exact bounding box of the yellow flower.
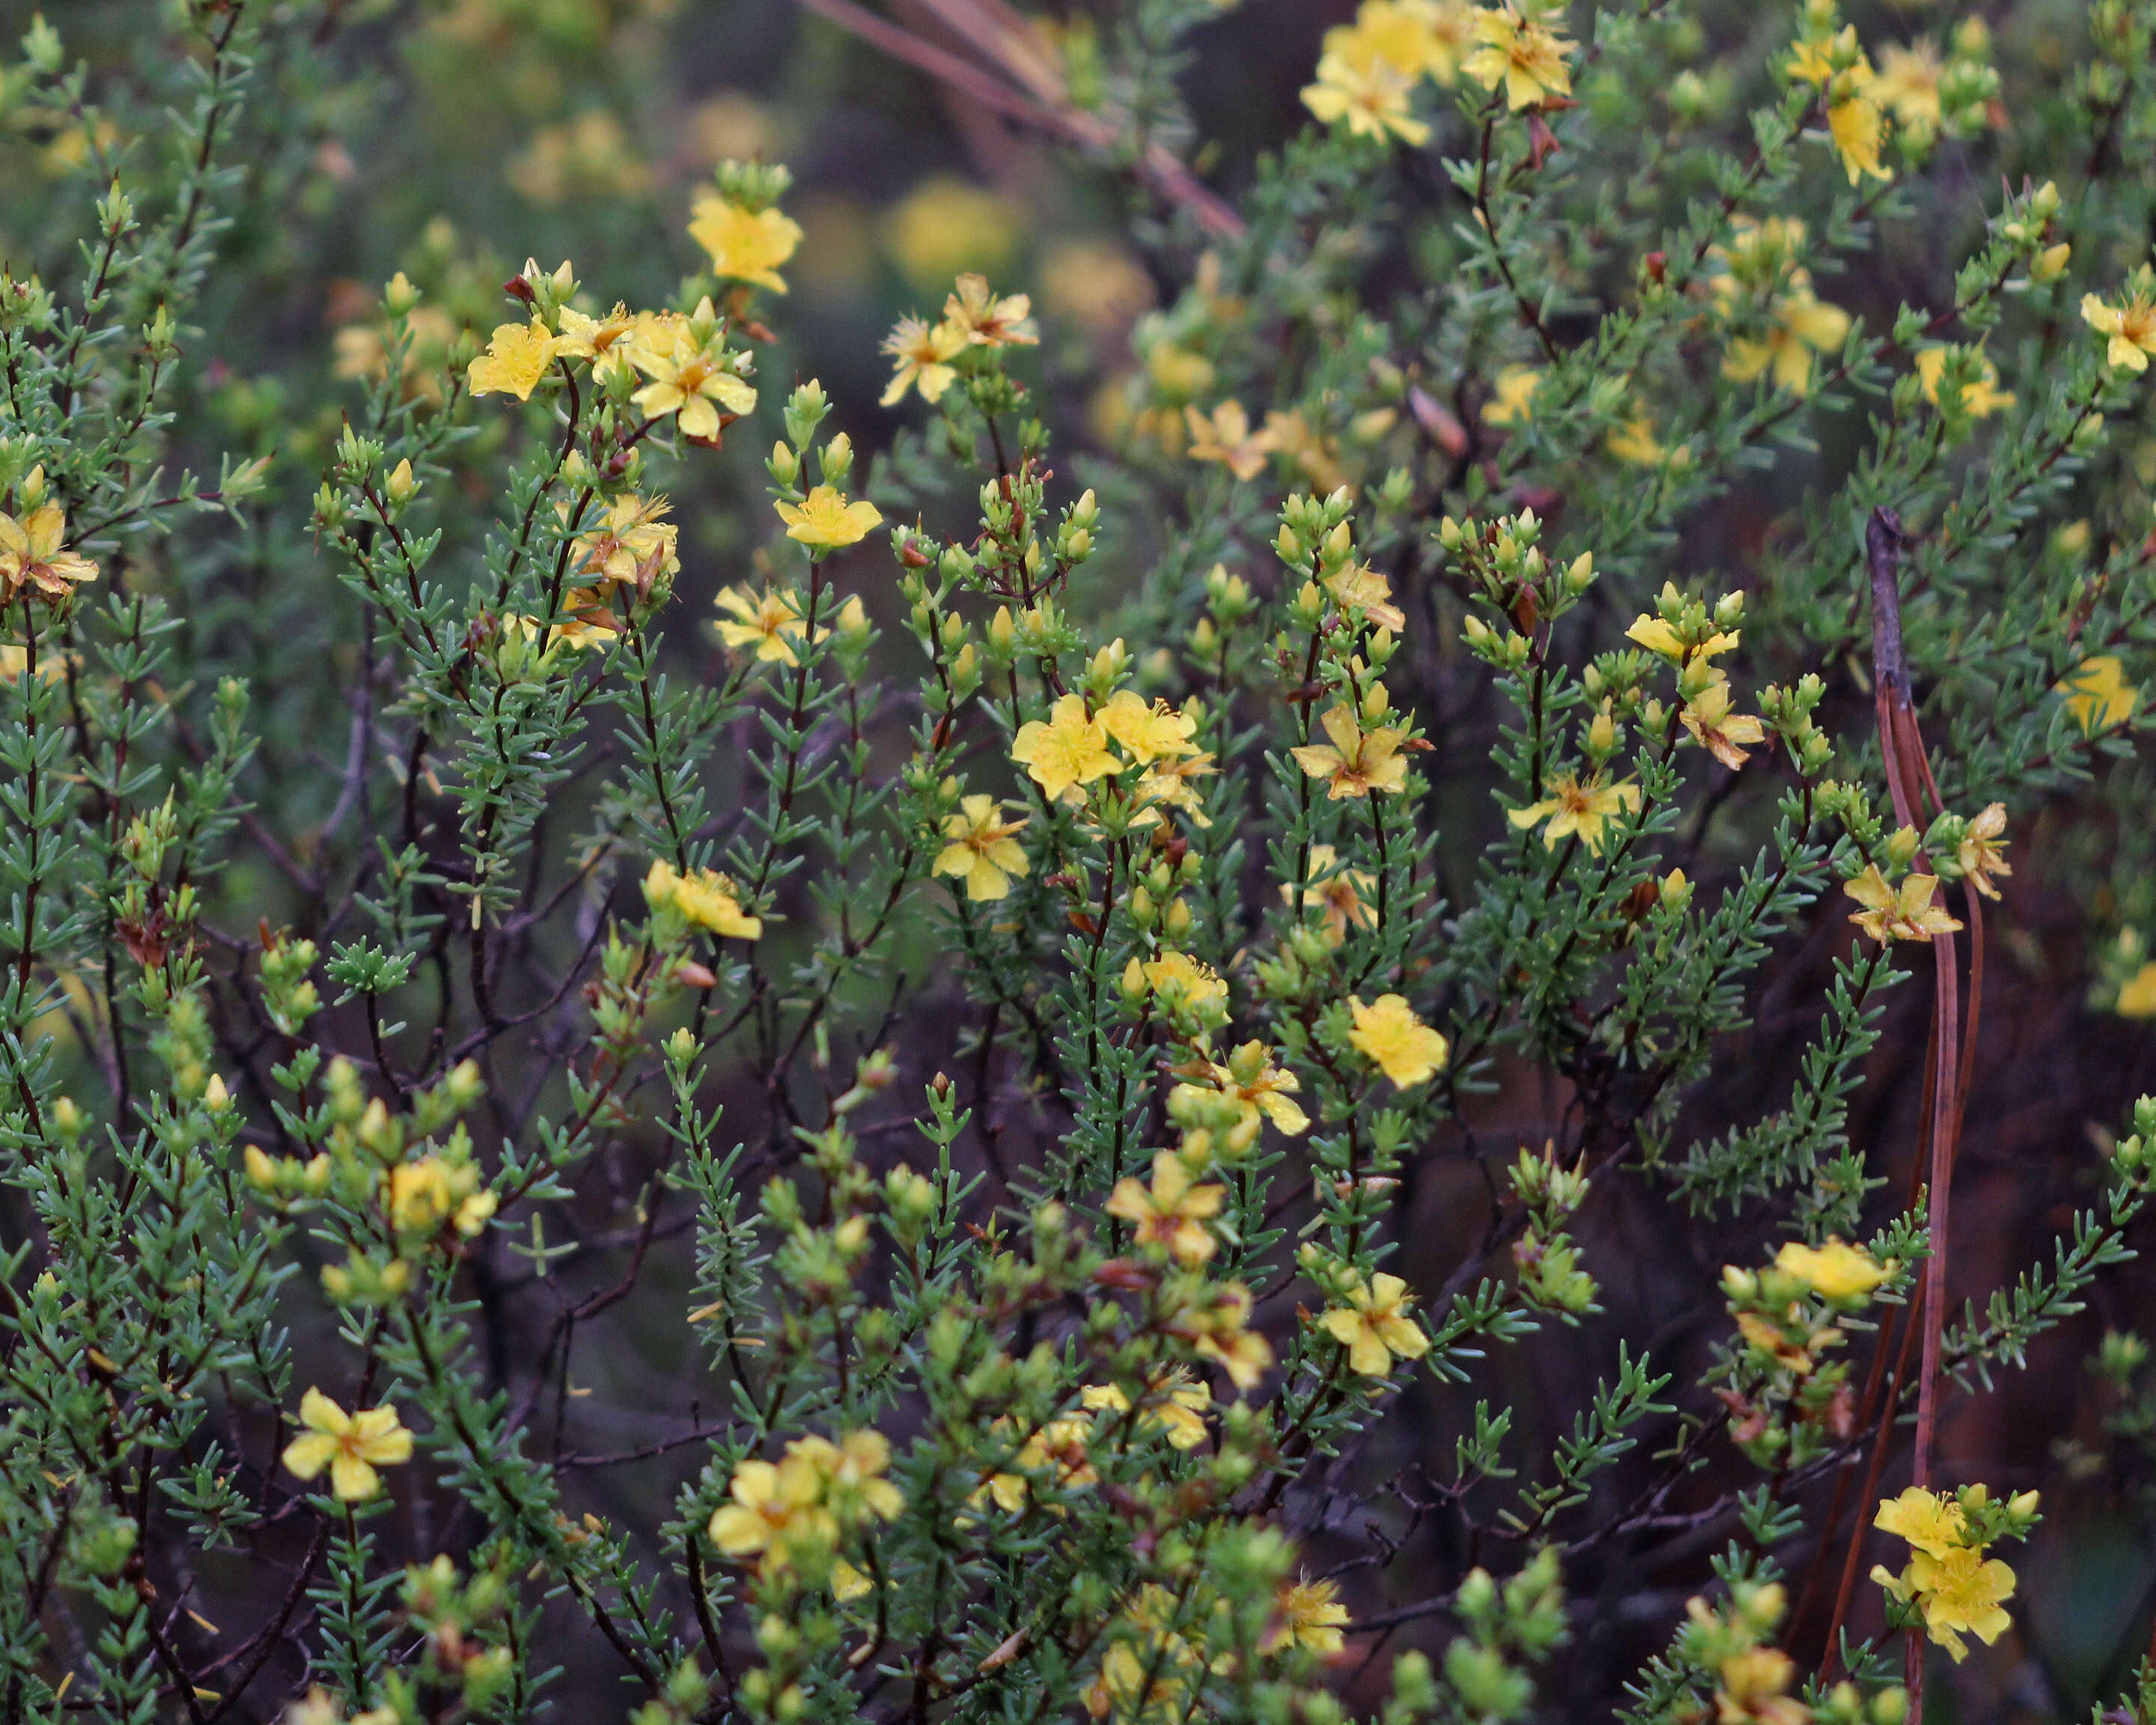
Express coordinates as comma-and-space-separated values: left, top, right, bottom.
883, 177, 1023, 288
1774, 1236, 1890, 1300
1723, 288, 1851, 396
1874, 1486, 1967, 1558
2116, 961, 2156, 1018
0, 643, 68, 683
1011, 693, 1120, 801
1347, 994, 1449, 1088
1904, 1546, 2017, 1661
1319, 1269, 1431, 1375
1106, 1152, 1227, 1265
1607, 413, 1666, 466
688, 194, 803, 293
645, 859, 763, 940
776, 485, 883, 550
1843, 865, 1961, 944
469, 317, 560, 401
1264, 1576, 1350, 1655
1462, 4, 1574, 110
881, 315, 968, 407
1185, 400, 1282, 481
1134, 750, 1218, 828
1625, 600, 1739, 666
631, 332, 758, 442
1303, 50, 1431, 145
1955, 802, 2012, 901
2056, 654, 2137, 731
1678, 676, 1767, 770
1324, 0, 1475, 86
570, 493, 678, 593
1873, 39, 1944, 136
1482, 365, 1541, 426
0, 497, 99, 602
281, 1387, 414, 1502
1914, 347, 2015, 419
1205, 1041, 1311, 1140
1285, 843, 1376, 942
1291, 702, 1410, 799
2082, 279, 2156, 374
942, 274, 1038, 348
714, 585, 818, 666
1177, 1280, 1273, 1392
1826, 88, 1889, 185
1080, 1372, 1213, 1449
710, 1453, 834, 1561
554, 302, 640, 365
1324, 562, 1406, 631
388, 1157, 496, 1238
1097, 690, 1201, 765
981, 1415, 1096, 1512
1507, 772, 1641, 852
1139, 951, 1230, 1016
934, 795, 1030, 902
1872, 1489, 2018, 1662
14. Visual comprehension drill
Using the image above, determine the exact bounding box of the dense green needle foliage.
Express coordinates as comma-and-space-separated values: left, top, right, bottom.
4, 2, 2156, 1724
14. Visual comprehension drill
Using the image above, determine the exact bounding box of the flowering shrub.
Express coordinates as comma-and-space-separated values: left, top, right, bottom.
6, 1, 2156, 1724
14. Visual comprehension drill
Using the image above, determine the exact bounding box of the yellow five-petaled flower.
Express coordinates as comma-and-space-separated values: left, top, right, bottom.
1507, 772, 1640, 853
1319, 1269, 1432, 1375
1011, 693, 1121, 802
1347, 994, 1449, 1088
776, 485, 884, 550
281, 1387, 414, 1502
1844, 865, 1961, 944
934, 795, 1031, 902
1106, 1153, 1228, 1265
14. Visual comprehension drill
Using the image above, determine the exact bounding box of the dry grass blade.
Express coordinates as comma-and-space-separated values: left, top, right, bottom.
791, 0, 1246, 238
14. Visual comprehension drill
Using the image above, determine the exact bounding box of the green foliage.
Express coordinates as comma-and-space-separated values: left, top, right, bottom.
4, 0, 2156, 1722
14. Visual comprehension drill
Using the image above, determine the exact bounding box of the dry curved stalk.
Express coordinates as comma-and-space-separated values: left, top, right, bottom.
791, 0, 1246, 239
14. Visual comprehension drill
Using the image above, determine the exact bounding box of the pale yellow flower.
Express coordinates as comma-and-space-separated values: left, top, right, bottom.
1011, 693, 1119, 801
1482, 365, 1541, 426
2082, 282, 2156, 373
281, 1388, 413, 1502
1774, 1236, 1890, 1300
881, 316, 968, 407
0, 497, 98, 601
2056, 654, 2137, 731
1303, 50, 1431, 145
645, 859, 762, 940
1723, 288, 1851, 395
688, 195, 803, 293
632, 335, 758, 441
714, 585, 818, 666
1347, 994, 1448, 1087
1097, 689, 1201, 765
1263, 1576, 1350, 1655
468, 317, 560, 401
1914, 347, 2015, 418
1955, 802, 2012, 901
1678, 675, 1767, 770
1291, 702, 1410, 799
1462, 4, 1574, 111
942, 274, 1037, 348
1185, 400, 1282, 481
1508, 772, 1640, 852
1105, 1152, 1226, 1265
1319, 1270, 1431, 1374
1844, 866, 1961, 944
776, 485, 883, 550
934, 796, 1030, 902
